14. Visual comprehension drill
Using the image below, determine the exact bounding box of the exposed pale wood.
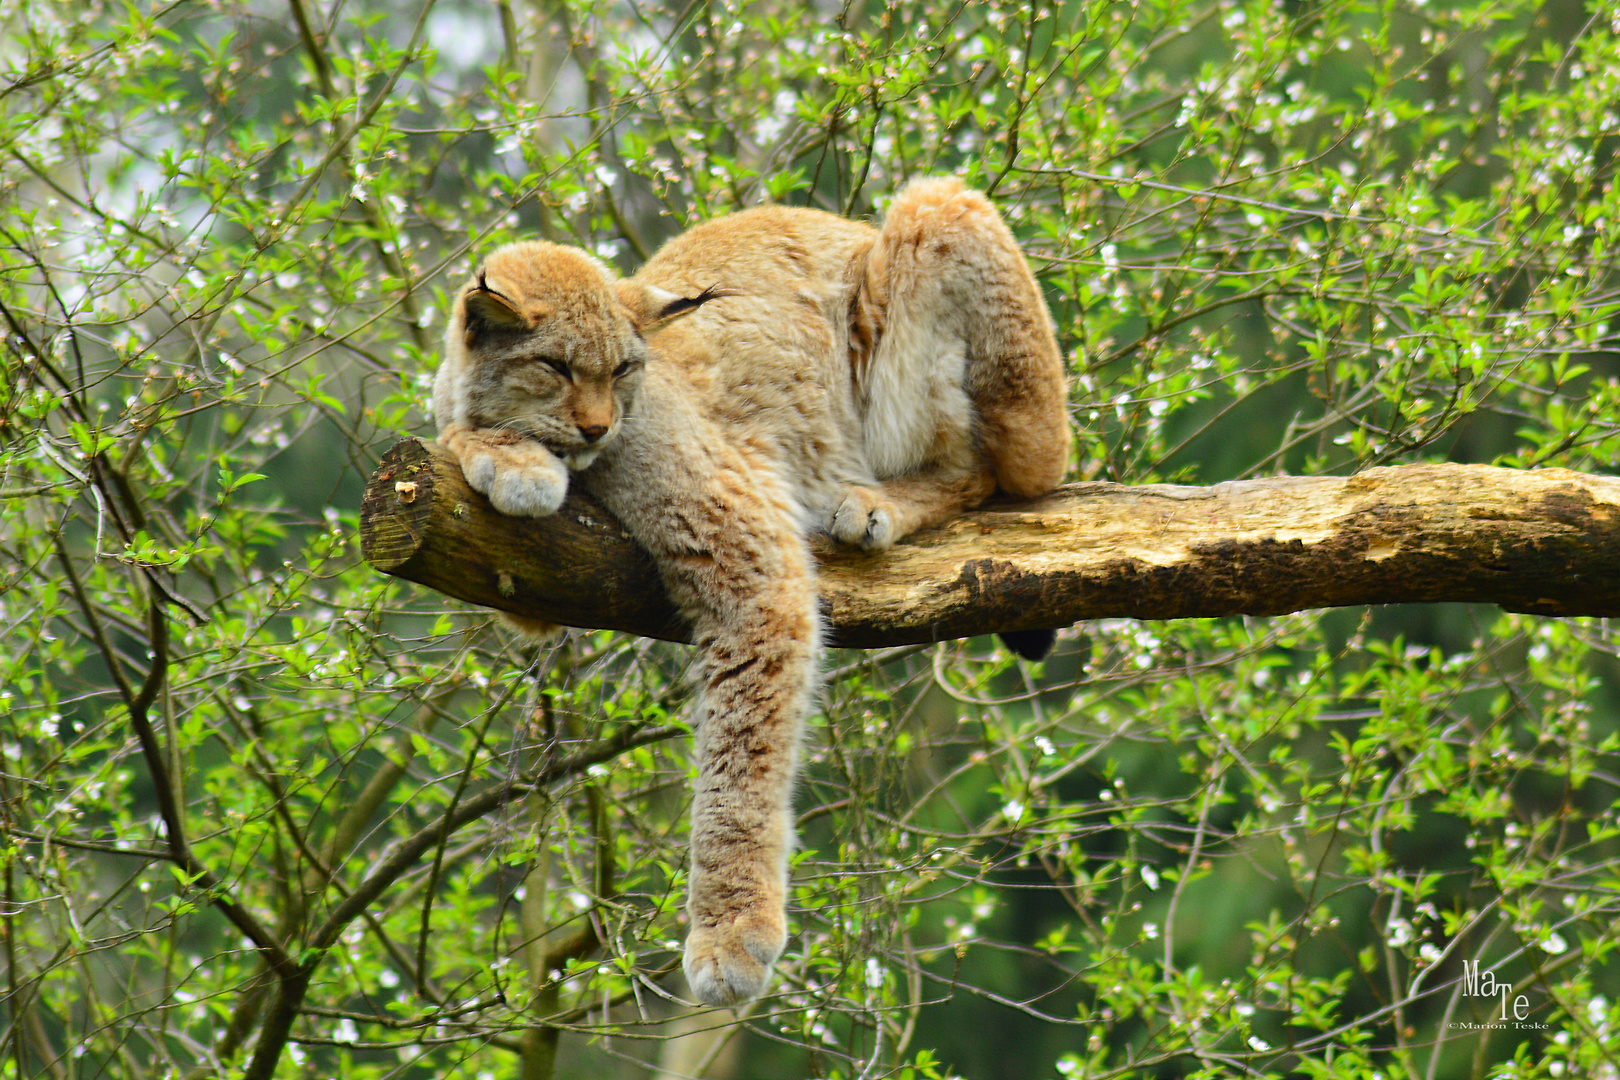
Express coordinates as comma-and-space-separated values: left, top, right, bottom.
361, 437, 1620, 648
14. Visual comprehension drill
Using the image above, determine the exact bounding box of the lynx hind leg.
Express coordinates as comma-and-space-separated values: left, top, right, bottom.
830, 463, 996, 552
829, 483, 897, 550
440, 423, 570, 517
876, 177, 1071, 499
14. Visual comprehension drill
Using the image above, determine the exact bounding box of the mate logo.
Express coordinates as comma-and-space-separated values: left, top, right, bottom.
1462, 960, 1530, 1022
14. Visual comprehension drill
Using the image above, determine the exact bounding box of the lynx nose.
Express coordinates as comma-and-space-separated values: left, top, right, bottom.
578, 423, 609, 443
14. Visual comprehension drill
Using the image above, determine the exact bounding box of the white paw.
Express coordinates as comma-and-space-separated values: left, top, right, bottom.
461, 447, 568, 517
683, 909, 787, 1007
488, 459, 567, 516
831, 488, 896, 551
461, 450, 499, 494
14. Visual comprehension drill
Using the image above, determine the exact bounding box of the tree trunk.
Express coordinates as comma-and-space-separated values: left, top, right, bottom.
360, 437, 1620, 647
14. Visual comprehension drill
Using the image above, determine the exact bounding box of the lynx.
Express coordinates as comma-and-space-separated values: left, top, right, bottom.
433, 177, 1070, 1006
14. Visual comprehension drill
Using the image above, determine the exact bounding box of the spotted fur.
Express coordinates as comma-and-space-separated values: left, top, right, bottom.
433, 177, 1071, 1006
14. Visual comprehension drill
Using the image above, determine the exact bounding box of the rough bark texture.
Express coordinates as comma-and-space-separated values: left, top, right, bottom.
361, 437, 1620, 648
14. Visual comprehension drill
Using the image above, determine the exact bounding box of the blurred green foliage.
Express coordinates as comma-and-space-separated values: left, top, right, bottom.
3, 0, 1620, 1077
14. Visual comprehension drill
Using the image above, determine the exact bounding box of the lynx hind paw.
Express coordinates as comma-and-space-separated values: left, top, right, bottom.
683, 910, 787, 1008
461, 444, 569, 517
831, 486, 897, 551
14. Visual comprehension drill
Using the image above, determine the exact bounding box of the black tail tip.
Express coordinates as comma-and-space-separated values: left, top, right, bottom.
998, 626, 1060, 662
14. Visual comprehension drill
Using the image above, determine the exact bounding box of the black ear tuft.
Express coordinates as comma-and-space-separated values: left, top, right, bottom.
616, 280, 732, 333
462, 273, 527, 341
655, 284, 730, 323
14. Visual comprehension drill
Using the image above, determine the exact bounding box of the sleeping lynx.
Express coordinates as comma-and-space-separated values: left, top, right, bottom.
433, 177, 1070, 1006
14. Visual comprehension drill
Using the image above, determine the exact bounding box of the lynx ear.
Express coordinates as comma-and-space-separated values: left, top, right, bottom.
462, 271, 531, 342
615, 279, 727, 334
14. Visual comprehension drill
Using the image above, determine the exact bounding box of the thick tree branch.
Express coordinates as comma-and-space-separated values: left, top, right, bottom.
361, 437, 1620, 645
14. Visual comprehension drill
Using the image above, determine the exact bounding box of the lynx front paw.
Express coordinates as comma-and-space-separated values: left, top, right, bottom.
831, 486, 896, 551
683, 908, 787, 1007
457, 439, 569, 517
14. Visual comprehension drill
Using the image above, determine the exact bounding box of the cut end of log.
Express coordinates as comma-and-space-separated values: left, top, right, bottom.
360, 440, 438, 573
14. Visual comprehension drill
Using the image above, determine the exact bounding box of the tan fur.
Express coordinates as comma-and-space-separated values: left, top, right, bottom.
433, 177, 1070, 1006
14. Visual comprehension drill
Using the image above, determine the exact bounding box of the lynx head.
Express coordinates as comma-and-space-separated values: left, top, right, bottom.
434, 241, 719, 470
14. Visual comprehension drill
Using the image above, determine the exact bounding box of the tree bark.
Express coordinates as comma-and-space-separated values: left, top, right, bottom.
360, 437, 1620, 648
